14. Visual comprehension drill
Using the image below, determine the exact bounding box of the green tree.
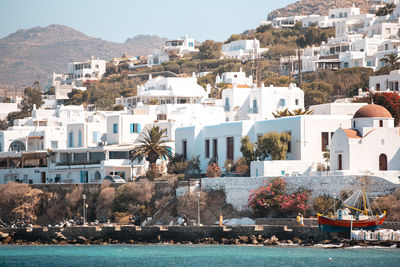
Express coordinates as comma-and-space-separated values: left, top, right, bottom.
43, 87, 55, 95
257, 132, 291, 160
376, 3, 396, 16
240, 136, 256, 166
130, 126, 172, 179
198, 40, 222, 60
66, 89, 89, 106
380, 52, 400, 70
19, 86, 43, 113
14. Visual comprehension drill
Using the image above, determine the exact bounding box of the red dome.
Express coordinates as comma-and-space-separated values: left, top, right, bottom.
353, 104, 392, 119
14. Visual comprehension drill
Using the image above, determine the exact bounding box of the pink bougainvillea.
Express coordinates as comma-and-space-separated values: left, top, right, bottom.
248, 178, 309, 217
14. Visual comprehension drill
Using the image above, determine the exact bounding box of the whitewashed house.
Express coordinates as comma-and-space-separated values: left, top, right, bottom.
221, 39, 268, 60
163, 35, 198, 57
369, 69, 400, 92
330, 104, 400, 172
175, 115, 351, 174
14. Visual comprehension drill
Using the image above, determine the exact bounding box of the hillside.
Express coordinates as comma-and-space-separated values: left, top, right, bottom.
0, 24, 167, 87
267, 0, 372, 20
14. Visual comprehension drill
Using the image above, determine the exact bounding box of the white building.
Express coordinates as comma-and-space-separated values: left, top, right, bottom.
175, 115, 351, 173
222, 83, 304, 121
221, 39, 268, 60
163, 35, 198, 57
369, 69, 400, 92
116, 74, 209, 108
66, 56, 106, 86
330, 104, 400, 172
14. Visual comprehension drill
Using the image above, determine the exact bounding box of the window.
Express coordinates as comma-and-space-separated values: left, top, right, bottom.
51, 141, 58, 149
78, 130, 82, 147
93, 131, 100, 143
224, 98, 230, 111
286, 131, 292, 153
212, 138, 218, 159
157, 114, 167, 120
344, 62, 349, 68
0, 142, 2, 152
295, 99, 299, 106
353, 121, 356, 128
182, 140, 187, 160
227, 137, 234, 161
279, 99, 286, 107
113, 123, 118, 134
68, 131, 74, 148
376, 83, 381, 91
321, 132, 329, 151
379, 120, 383, 127
338, 154, 342, 170
9, 141, 26, 152
205, 139, 210, 158
109, 151, 129, 159
130, 123, 141, 133
252, 99, 258, 113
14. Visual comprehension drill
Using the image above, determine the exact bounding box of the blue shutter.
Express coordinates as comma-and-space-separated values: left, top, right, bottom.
78, 131, 82, 147
137, 123, 141, 133
113, 123, 118, 133
130, 123, 134, 133
69, 132, 74, 147
93, 131, 98, 143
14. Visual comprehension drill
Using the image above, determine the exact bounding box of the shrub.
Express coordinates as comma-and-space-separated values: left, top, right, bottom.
177, 191, 208, 220
234, 157, 250, 176
206, 162, 221, 178
113, 180, 154, 218
0, 182, 44, 221
312, 195, 336, 217
373, 188, 400, 221
167, 154, 188, 175
96, 183, 116, 221
248, 178, 309, 217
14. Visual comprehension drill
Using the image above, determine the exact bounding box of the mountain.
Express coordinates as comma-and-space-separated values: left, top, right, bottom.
0, 24, 167, 87
267, 0, 372, 20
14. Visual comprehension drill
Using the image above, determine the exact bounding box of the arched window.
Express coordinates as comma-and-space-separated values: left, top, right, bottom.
94, 171, 101, 181
379, 154, 387, 171
84, 73, 91, 78
9, 141, 26, 152
353, 121, 356, 128
379, 120, 383, 127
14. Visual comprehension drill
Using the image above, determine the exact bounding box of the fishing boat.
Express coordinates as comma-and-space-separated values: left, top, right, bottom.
317, 178, 386, 232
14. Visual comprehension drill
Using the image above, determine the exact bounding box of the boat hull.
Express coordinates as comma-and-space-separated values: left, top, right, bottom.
317, 214, 386, 232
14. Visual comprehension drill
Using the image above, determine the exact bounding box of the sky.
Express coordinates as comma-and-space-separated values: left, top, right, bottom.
0, 0, 297, 43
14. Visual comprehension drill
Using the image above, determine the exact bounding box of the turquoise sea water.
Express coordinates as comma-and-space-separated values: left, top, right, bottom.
0, 245, 399, 267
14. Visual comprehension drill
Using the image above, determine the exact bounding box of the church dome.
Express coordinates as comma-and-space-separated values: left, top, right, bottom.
353, 104, 392, 119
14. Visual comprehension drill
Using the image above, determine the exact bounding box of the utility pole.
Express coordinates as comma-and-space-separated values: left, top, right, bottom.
197, 191, 201, 226
82, 194, 87, 224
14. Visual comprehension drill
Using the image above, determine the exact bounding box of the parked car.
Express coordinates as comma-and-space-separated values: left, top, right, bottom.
103, 175, 126, 183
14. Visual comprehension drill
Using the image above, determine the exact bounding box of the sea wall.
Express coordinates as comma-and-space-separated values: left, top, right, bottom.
200, 175, 400, 211
0, 225, 331, 243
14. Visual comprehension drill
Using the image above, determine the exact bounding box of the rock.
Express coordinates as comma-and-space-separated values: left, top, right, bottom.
257, 235, 264, 242
234, 238, 240, 245
239, 236, 248, 243
0, 232, 9, 240
3, 236, 12, 244
55, 232, 67, 241
251, 239, 259, 245
320, 239, 331, 245
292, 237, 301, 244
129, 240, 135, 244
287, 240, 294, 245
51, 239, 58, 244
220, 238, 227, 244
59, 240, 68, 245
76, 236, 87, 244
270, 235, 279, 242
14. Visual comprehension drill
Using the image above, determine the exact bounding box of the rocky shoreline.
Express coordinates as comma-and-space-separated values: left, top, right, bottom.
1, 229, 399, 248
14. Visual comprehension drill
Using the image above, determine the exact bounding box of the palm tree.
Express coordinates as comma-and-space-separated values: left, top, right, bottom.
380, 52, 400, 69
272, 107, 314, 118
131, 126, 172, 177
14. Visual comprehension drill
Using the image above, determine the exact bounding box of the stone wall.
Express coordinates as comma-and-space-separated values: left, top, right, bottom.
201, 175, 400, 211
1, 225, 332, 243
